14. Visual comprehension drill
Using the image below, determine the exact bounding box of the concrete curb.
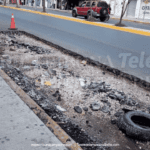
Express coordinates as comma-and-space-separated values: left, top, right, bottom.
1, 30, 150, 91
0, 69, 82, 150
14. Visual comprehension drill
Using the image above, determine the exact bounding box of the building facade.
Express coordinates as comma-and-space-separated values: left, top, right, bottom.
105, 0, 150, 19
16, 0, 150, 20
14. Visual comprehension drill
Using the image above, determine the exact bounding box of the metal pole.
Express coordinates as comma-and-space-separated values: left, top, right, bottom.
34, 0, 37, 10
90, 0, 92, 17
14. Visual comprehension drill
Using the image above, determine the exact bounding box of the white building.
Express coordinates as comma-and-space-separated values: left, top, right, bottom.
105, 0, 150, 20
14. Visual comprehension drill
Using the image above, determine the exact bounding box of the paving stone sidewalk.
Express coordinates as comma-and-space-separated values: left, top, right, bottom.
0, 74, 67, 150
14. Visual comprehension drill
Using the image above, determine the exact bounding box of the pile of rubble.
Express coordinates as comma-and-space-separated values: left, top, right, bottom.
1, 32, 150, 150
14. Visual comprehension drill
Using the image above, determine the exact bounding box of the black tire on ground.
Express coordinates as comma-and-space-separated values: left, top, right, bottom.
72, 10, 77, 17
117, 111, 150, 141
100, 17, 106, 22
84, 16, 87, 19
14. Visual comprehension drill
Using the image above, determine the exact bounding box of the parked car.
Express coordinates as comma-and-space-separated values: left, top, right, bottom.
72, 0, 111, 22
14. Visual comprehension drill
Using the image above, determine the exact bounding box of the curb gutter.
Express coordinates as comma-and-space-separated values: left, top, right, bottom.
0, 69, 82, 150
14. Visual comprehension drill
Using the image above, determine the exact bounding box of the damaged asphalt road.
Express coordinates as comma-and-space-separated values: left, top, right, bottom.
0, 32, 150, 150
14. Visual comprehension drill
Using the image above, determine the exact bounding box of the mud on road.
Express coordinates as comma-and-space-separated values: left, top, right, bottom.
0, 32, 150, 150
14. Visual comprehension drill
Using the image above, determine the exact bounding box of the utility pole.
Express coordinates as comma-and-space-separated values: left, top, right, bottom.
60, 0, 62, 9
90, 0, 92, 17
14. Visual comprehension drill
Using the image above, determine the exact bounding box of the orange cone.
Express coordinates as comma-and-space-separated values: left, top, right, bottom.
8, 14, 17, 30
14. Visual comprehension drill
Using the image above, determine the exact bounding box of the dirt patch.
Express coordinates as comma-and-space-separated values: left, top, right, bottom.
0, 32, 150, 150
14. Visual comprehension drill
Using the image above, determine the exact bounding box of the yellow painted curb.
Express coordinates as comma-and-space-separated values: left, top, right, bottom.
0, 69, 82, 150
1, 5, 150, 37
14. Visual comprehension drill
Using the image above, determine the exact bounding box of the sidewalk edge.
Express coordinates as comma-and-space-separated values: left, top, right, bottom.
111, 17, 150, 25
0, 69, 82, 150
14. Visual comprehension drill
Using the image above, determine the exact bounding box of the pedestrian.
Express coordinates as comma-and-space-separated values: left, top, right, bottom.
32, 0, 34, 6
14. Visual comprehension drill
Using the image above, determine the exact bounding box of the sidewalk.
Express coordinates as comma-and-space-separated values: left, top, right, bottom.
110, 15, 150, 24
7, 4, 72, 14
0, 73, 67, 150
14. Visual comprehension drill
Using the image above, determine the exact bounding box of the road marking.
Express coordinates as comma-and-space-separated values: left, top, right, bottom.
1, 5, 150, 37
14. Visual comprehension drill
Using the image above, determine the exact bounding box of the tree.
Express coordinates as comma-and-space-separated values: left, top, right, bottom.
43, 0, 46, 12
115, 0, 132, 27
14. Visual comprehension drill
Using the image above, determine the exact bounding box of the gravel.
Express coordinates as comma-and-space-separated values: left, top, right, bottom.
1, 32, 150, 150
90, 102, 101, 111
74, 106, 82, 114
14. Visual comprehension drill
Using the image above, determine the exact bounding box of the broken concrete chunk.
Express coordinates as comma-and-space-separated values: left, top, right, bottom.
41, 64, 48, 70
126, 98, 138, 106
2, 55, 9, 59
101, 105, 110, 113
81, 60, 87, 65
79, 78, 86, 87
57, 96, 61, 101
10, 48, 15, 51
108, 93, 117, 99
101, 97, 108, 103
74, 106, 82, 113
31, 60, 38, 66
22, 66, 30, 70
90, 102, 101, 111
111, 118, 117, 124
48, 69, 56, 76
83, 107, 88, 111
56, 105, 66, 112
44, 71, 49, 77
28, 89, 36, 98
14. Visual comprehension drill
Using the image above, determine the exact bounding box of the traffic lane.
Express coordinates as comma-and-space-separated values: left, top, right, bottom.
6, 5, 150, 31
10, 9, 150, 57
8, 4, 72, 17
0, 7, 150, 80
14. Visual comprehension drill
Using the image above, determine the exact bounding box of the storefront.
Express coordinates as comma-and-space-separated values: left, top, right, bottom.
106, 0, 150, 20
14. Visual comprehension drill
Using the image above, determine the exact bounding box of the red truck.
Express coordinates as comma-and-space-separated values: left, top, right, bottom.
72, 1, 111, 22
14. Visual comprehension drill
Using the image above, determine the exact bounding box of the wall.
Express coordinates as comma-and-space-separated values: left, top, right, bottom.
139, 0, 150, 19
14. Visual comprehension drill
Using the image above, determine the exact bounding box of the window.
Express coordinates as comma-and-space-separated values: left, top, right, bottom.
86, 2, 91, 7
81, 2, 86, 7
92, 2, 96, 7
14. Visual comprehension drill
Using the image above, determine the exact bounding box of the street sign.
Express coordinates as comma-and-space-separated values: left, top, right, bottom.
143, 0, 150, 4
